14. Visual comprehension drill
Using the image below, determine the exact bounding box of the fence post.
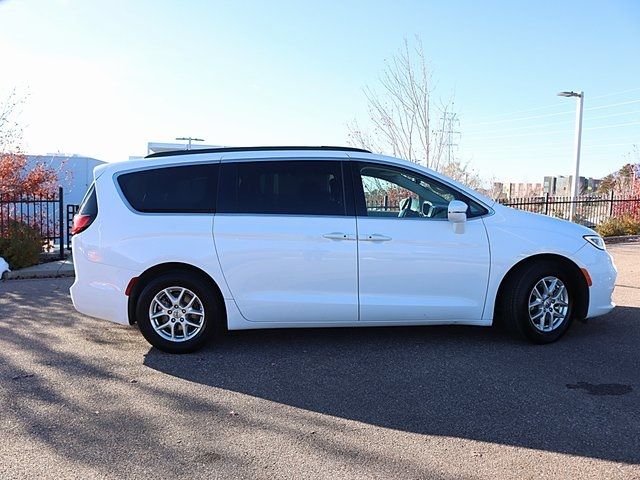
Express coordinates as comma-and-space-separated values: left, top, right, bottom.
544, 192, 550, 216
58, 186, 64, 260
609, 190, 615, 217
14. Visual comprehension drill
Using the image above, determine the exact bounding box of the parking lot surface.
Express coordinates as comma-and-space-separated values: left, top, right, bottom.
1, 243, 639, 479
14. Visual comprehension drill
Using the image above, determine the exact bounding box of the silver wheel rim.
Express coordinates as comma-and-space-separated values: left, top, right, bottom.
528, 276, 569, 332
148, 286, 205, 342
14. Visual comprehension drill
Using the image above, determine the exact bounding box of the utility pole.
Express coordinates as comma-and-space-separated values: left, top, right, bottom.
436, 112, 460, 165
176, 137, 205, 150
557, 91, 584, 221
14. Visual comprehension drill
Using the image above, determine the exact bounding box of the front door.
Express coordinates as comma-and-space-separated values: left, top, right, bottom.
214, 159, 358, 323
352, 161, 491, 322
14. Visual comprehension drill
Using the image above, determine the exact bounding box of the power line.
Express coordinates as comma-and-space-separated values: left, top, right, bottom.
583, 109, 640, 121
464, 118, 574, 136
465, 120, 640, 142
465, 129, 574, 141
467, 96, 640, 126
465, 98, 640, 128
584, 120, 640, 131
468, 102, 569, 122
466, 133, 639, 150
585, 99, 640, 111
470, 138, 638, 152
465, 109, 574, 128
589, 87, 640, 100
464, 109, 640, 137
468, 140, 572, 150
583, 142, 640, 148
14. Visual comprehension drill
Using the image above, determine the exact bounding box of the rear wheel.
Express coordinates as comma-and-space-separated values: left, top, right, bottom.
136, 272, 218, 353
502, 261, 575, 343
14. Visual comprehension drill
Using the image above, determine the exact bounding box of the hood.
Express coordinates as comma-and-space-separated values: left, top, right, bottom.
486, 203, 599, 255
494, 203, 597, 235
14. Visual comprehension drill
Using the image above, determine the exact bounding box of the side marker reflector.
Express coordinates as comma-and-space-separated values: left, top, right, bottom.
125, 277, 139, 296
580, 268, 592, 287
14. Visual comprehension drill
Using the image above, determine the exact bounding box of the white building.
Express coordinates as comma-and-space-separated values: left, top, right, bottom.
27, 154, 106, 205
129, 142, 223, 160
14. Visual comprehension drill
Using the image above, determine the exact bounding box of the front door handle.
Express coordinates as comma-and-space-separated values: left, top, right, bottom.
323, 232, 356, 241
360, 233, 392, 242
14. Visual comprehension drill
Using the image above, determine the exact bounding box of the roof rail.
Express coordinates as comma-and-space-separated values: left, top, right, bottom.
145, 145, 371, 159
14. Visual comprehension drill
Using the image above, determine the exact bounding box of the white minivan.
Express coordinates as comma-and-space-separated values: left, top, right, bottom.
70, 146, 616, 353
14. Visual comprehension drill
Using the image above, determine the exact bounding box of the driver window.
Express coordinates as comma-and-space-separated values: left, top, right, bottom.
359, 164, 460, 219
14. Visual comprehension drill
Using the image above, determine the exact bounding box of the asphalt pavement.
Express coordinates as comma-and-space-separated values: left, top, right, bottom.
0, 243, 639, 479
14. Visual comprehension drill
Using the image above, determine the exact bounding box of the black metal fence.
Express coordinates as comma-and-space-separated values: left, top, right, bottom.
368, 192, 640, 227
0, 186, 69, 259
66, 203, 80, 249
500, 192, 640, 226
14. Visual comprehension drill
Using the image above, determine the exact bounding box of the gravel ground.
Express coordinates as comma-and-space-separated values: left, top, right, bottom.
0, 243, 639, 479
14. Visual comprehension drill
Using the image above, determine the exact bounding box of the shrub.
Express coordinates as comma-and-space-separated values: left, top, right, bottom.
0, 220, 43, 269
596, 215, 640, 237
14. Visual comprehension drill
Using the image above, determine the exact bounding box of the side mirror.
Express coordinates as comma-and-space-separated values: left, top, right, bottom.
448, 200, 468, 234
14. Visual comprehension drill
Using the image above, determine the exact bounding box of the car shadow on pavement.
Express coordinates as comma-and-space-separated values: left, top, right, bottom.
3, 279, 479, 478
145, 306, 640, 464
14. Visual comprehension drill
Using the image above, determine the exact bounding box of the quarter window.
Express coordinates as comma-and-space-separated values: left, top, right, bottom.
78, 183, 98, 216
117, 164, 219, 213
218, 161, 346, 216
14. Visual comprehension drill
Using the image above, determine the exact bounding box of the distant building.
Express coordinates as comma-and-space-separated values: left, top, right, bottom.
27, 154, 106, 205
496, 175, 602, 199
555, 176, 572, 196
543, 176, 556, 195
543, 175, 602, 196
129, 142, 224, 160
492, 181, 543, 199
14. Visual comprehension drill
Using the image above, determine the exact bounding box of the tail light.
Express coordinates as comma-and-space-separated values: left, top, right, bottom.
71, 214, 95, 235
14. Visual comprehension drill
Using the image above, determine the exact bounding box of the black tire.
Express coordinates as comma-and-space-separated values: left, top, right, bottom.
502, 260, 575, 344
136, 272, 219, 353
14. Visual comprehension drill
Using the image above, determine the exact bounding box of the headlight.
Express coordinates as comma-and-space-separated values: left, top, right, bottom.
584, 235, 606, 250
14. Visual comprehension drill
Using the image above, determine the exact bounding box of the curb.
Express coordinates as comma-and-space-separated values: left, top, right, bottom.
2, 270, 75, 280
1, 259, 75, 281
604, 235, 640, 245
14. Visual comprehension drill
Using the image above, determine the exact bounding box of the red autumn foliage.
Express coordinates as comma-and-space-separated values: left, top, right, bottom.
0, 153, 58, 200
611, 163, 640, 219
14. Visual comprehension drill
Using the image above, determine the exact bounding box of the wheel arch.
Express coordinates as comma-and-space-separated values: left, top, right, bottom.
127, 262, 227, 327
493, 253, 589, 322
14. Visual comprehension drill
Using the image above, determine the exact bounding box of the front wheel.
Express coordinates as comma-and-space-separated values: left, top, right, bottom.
136, 272, 218, 353
502, 261, 575, 344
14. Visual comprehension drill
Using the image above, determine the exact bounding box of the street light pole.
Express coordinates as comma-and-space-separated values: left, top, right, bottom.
557, 91, 584, 221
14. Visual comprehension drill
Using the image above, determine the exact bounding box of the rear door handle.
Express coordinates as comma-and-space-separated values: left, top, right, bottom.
360, 234, 392, 242
323, 232, 356, 241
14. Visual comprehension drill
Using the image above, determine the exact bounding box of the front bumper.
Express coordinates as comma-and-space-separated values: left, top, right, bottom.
573, 242, 617, 318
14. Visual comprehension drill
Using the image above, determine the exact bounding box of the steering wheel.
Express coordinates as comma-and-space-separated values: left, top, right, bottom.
398, 197, 422, 218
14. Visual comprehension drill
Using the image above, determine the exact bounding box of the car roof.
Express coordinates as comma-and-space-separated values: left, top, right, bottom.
145, 145, 371, 159
93, 147, 495, 209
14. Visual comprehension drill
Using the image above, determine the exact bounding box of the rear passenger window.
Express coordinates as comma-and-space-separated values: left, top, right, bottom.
218, 161, 345, 216
117, 164, 218, 213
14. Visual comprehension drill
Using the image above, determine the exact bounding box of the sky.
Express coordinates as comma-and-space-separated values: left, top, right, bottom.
0, 0, 639, 183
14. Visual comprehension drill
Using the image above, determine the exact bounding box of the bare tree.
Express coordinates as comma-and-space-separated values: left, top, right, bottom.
0, 89, 25, 154
348, 37, 459, 174
0, 90, 62, 198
